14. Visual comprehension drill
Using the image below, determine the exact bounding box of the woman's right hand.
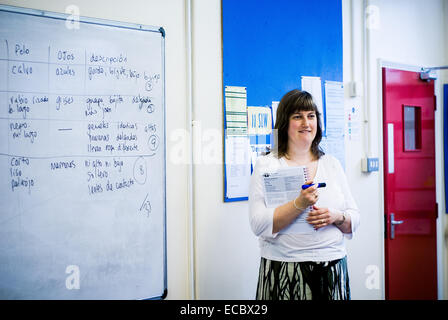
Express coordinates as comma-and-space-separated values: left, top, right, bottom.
274, 180, 319, 234
294, 180, 319, 209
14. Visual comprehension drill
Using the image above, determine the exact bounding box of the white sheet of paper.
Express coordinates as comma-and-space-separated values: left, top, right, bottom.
271, 101, 279, 127
247, 106, 272, 135
301, 76, 325, 132
225, 86, 248, 136
261, 166, 314, 234
324, 81, 344, 135
347, 104, 361, 141
323, 81, 345, 169
225, 136, 251, 199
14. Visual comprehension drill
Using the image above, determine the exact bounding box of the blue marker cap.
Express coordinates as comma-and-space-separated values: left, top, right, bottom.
301, 182, 326, 190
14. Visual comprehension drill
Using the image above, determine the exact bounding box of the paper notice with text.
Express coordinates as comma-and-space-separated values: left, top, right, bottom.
261, 166, 314, 234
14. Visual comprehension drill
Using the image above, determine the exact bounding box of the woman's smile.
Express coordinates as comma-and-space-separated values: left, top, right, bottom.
288, 110, 317, 144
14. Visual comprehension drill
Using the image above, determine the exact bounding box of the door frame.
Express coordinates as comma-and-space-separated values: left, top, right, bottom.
378, 59, 444, 299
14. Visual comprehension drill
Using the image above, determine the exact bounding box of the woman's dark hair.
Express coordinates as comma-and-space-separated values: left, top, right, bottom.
274, 89, 324, 159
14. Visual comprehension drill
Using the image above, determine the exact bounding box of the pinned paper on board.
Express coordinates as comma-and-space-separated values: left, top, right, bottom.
224, 86, 248, 136
271, 101, 279, 127
301, 76, 325, 133
247, 105, 273, 171
321, 80, 346, 169
225, 135, 251, 199
247, 106, 272, 135
224, 85, 251, 200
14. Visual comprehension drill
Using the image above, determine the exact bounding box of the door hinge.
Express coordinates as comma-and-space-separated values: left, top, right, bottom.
434, 95, 437, 111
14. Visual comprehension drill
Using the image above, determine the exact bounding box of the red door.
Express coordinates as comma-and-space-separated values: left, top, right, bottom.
383, 67, 438, 300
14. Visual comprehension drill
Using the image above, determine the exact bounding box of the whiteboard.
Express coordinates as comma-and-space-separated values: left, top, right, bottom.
0, 6, 166, 299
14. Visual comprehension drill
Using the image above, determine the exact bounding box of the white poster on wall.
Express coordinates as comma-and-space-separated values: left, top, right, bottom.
301, 76, 325, 133
225, 136, 251, 199
322, 80, 345, 169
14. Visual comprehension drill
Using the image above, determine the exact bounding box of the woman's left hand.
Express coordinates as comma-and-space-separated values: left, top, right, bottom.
306, 205, 338, 230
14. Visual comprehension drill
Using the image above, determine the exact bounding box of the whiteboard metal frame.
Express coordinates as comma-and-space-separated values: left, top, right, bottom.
0, 4, 165, 35
0, 4, 167, 300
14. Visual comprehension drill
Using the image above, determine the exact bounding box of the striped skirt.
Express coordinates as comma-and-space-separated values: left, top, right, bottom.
256, 256, 350, 300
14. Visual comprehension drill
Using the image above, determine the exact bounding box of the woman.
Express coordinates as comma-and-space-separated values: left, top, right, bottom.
249, 89, 360, 300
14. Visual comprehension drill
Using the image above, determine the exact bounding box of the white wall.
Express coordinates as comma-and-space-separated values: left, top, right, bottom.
341, 0, 383, 300
0, 0, 192, 299
191, 0, 260, 299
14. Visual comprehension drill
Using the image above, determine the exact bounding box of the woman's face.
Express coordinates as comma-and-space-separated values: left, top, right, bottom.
287, 110, 317, 148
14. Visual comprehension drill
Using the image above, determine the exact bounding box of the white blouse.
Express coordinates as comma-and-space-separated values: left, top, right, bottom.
248, 153, 360, 262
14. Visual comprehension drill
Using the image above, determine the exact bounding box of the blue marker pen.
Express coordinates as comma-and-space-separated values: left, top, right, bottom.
301, 182, 326, 190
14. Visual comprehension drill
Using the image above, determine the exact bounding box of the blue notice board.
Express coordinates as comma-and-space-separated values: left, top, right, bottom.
222, 0, 343, 201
